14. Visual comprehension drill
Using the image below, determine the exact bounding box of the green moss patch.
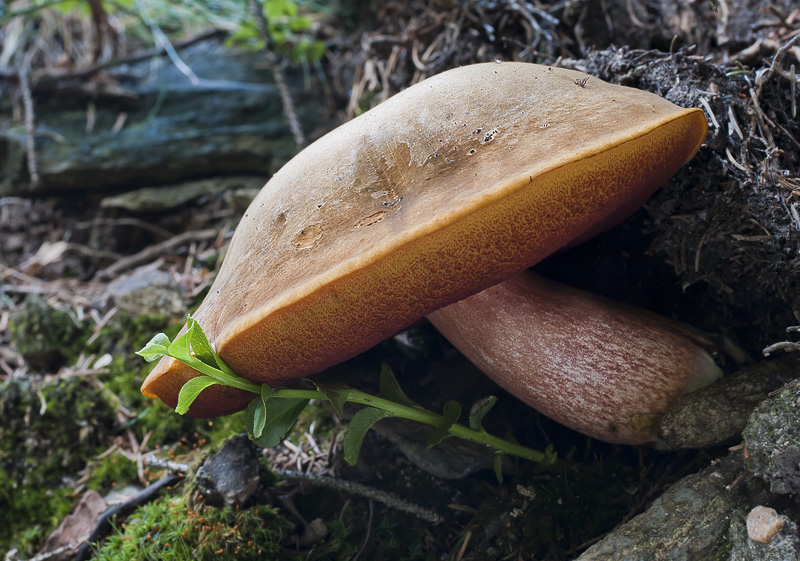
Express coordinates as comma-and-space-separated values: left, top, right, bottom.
93, 494, 293, 560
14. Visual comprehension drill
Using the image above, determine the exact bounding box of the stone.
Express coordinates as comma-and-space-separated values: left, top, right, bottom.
106, 267, 185, 319
8, 298, 87, 371
743, 381, 800, 495
746, 506, 785, 544
660, 356, 799, 449
0, 41, 330, 196
725, 506, 799, 561
101, 176, 265, 212
576, 453, 772, 561
195, 435, 261, 508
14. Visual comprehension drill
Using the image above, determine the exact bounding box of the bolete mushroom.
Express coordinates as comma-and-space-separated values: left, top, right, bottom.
141, 62, 711, 439
427, 272, 721, 444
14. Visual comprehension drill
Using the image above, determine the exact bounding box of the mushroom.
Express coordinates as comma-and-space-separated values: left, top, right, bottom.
141, 62, 710, 434
427, 272, 721, 444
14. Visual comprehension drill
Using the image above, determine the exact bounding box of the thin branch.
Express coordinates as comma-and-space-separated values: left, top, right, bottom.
756, 33, 800, 92
16, 49, 39, 184
275, 468, 443, 524
95, 228, 217, 278
248, 0, 307, 149
134, 0, 200, 85
0, 30, 226, 88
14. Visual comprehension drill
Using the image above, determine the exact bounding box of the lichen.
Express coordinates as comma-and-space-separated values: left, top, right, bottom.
743, 381, 800, 495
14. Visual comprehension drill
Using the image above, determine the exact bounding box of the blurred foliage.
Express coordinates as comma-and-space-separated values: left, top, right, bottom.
1, 0, 327, 65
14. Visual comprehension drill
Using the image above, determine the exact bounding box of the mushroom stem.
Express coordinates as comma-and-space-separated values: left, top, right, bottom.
427, 271, 722, 445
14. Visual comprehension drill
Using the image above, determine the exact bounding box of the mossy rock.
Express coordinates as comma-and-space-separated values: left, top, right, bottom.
8, 298, 88, 371
743, 381, 800, 495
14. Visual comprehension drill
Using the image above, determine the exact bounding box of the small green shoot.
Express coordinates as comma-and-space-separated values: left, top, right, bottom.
137, 316, 555, 471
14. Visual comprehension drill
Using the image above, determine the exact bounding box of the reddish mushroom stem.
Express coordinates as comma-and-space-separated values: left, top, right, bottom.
427, 271, 722, 445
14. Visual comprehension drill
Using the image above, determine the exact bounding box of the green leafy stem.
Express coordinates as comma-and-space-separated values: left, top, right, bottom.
138, 316, 555, 475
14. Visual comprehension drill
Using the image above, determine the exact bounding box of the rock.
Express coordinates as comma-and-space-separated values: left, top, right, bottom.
8, 298, 87, 371
576, 453, 773, 561
100, 175, 265, 212
746, 506, 786, 544
298, 518, 328, 548
195, 435, 261, 508
725, 506, 799, 560
106, 266, 185, 319
660, 356, 799, 449
1, 40, 331, 196
743, 380, 800, 495
224, 186, 262, 213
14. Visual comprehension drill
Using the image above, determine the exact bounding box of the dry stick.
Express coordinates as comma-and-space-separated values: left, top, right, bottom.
275, 468, 443, 524
16, 50, 39, 184
756, 33, 800, 91
96, 228, 217, 278
248, 0, 307, 150
141, 457, 442, 523
135, 0, 200, 85
0, 29, 226, 86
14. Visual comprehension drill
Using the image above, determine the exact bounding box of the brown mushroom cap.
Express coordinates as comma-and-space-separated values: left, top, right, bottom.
142, 62, 708, 417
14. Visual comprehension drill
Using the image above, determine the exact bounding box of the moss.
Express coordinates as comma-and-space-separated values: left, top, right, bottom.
87, 454, 142, 493
93, 494, 294, 560
8, 298, 88, 370
0, 375, 117, 555
0, 309, 244, 554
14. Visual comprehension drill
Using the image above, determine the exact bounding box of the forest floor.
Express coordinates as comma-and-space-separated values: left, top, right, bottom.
1, 1, 799, 560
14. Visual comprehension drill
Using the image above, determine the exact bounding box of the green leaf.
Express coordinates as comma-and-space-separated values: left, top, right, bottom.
343, 408, 392, 465
493, 452, 504, 484
468, 395, 498, 431
310, 380, 353, 419
425, 400, 461, 450
175, 377, 218, 415
186, 316, 238, 376
378, 363, 417, 408
136, 332, 171, 362
187, 316, 216, 368
167, 331, 193, 364
247, 397, 309, 448
251, 385, 272, 439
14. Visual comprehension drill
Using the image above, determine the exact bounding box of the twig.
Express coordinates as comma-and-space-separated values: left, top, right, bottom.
275, 468, 443, 524
144, 456, 189, 473
135, 0, 200, 85
16, 49, 39, 183
351, 500, 374, 561
248, 0, 307, 149
0, 29, 226, 87
95, 228, 217, 278
756, 33, 800, 91
763, 341, 800, 356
